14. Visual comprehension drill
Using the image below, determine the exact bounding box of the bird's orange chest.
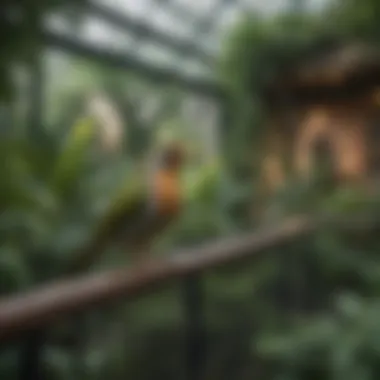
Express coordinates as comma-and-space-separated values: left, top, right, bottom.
152, 171, 181, 216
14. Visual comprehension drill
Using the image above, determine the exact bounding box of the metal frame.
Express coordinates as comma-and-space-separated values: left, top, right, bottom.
44, 30, 223, 98
85, 2, 215, 67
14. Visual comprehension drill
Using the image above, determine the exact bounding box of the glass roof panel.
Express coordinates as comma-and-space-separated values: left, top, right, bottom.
178, 58, 214, 78
80, 16, 135, 50
173, 0, 220, 18
92, 0, 153, 20
146, 2, 194, 39
216, 4, 244, 32
46, 13, 135, 52
134, 42, 180, 67
46, 0, 332, 85
198, 34, 223, 57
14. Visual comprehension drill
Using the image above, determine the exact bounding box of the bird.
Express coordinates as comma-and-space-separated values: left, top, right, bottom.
65, 140, 187, 274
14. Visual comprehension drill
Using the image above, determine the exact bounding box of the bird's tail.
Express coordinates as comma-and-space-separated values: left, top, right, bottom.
63, 234, 110, 276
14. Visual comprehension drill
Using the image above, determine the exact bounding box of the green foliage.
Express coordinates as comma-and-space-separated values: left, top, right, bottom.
329, 0, 380, 39
51, 116, 98, 200
3, 1, 380, 379
218, 11, 331, 98
1, 1, 85, 101
251, 175, 380, 379
218, 0, 380, 154
256, 294, 380, 380
217, 8, 341, 205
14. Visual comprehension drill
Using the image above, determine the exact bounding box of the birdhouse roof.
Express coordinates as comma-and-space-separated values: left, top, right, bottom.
266, 40, 380, 96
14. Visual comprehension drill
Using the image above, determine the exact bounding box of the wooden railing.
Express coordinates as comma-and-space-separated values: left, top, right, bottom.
0, 212, 379, 380
0, 216, 314, 342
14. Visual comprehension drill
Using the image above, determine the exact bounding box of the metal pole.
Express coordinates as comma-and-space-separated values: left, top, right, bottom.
18, 330, 47, 380
183, 274, 206, 380
27, 52, 44, 141
18, 43, 47, 380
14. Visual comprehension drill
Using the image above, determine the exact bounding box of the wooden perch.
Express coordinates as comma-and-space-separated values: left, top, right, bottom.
0, 213, 378, 342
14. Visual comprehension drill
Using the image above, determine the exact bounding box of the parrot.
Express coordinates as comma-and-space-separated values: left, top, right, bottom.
24, 141, 187, 379
65, 140, 187, 274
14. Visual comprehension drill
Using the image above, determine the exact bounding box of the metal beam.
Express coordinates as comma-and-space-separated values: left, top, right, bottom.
85, 1, 215, 66
43, 30, 224, 99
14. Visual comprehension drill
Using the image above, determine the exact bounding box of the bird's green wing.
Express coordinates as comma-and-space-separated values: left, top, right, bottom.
65, 169, 150, 274
91, 170, 149, 244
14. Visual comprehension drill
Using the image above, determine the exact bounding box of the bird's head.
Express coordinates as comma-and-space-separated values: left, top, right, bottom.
159, 141, 187, 172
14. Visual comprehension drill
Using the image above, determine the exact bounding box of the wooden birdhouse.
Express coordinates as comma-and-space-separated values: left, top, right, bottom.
259, 40, 380, 197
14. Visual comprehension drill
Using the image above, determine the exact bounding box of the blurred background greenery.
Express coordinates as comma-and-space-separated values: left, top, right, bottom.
2, 0, 380, 379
